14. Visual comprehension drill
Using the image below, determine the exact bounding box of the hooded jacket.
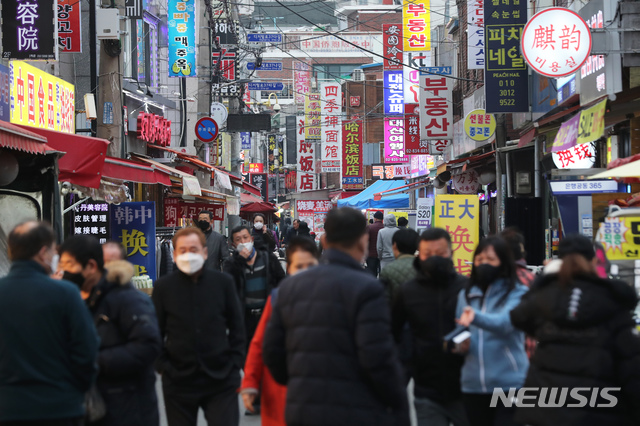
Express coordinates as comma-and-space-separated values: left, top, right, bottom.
87, 261, 162, 426
376, 215, 399, 265
510, 273, 640, 426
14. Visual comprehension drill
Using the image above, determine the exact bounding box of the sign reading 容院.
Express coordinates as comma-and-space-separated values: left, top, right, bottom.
2, 0, 57, 60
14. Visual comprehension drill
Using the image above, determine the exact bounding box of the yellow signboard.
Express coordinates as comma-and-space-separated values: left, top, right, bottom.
10, 61, 75, 133
577, 98, 606, 146
464, 109, 496, 141
596, 217, 640, 260
403, 0, 431, 51
434, 195, 479, 276
304, 93, 321, 140
390, 211, 409, 225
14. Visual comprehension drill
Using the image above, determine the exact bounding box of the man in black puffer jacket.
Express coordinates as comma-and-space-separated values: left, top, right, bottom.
263, 207, 409, 426
58, 236, 162, 426
510, 234, 640, 426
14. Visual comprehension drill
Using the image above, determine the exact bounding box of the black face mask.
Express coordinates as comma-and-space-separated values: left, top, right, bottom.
197, 220, 210, 231
62, 270, 85, 289
417, 256, 454, 284
473, 264, 501, 289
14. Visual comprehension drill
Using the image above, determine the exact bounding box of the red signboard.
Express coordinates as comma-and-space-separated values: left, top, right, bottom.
342, 120, 364, 190
58, 0, 82, 52
249, 163, 263, 173
164, 198, 224, 227
383, 24, 403, 70
137, 112, 171, 146
404, 103, 427, 155
285, 171, 297, 190
349, 96, 361, 107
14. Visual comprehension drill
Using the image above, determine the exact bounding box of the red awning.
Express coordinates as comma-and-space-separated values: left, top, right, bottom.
102, 157, 172, 186
20, 126, 109, 189
241, 192, 264, 205
240, 202, 277, 213
0, 121, 57, 155
517, 128, 536, 148
242, 181, 261, 197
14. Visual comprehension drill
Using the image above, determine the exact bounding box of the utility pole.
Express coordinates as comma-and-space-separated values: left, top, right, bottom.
96, 0, 124, 158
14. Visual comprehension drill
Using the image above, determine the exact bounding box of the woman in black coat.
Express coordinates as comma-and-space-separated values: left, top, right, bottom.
510, 234, 640, 426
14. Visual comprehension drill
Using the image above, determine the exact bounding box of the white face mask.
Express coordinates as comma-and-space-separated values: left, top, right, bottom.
50, 253, 59, 274
237, 241, 254, 253
254, 222, 264, 230
176, 252, 205, 275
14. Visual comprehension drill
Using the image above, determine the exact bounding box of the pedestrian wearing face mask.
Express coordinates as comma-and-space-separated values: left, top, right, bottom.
251, 213, 277, 252
455, 237, 528, 426
223, 225, 285, 350
153, 227, 245, 426
391, 228, 470, 426
196, 210, 229, 271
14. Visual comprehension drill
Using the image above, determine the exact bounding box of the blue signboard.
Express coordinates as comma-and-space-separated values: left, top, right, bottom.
241, 132, 251, 149
247, 62, 283, 71
246, 33, 282, 43
103, 102, 113, 124
531, 73, 558, 114
420, 66, 452, 75
168, 0, 196, 77
383, 70, 403, 115
247, 82, 284, 91
0, 64, 9, 122
111, 202, 157, 280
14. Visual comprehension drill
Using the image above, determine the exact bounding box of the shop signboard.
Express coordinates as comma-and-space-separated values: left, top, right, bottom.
296, 200, 332, 241
383, 24, 403, 70
404, 103, 423, 155
410, 154, 432, 178
212, 20, 238, 46
384, 118, 408, 163
111, 202, 156, 279
434, 195, 479, 276
549, 180, 619, 195
320, 82, 342, 172
125, 0, 143, 18
342, 120, 363, 190
403, 0, 431, 51
304, 93, 321, 140
532, 74, 559, 113
0, 65, 9, 122
250, 173, 268, 201
168, 0, 197, 77
240, 132, 251, 149
2, 0, 57, 60
164, 198, 224, 228
138, 112, 171, 146
551, 113, 580, 152
484, 0, 529, 113
464, 109, 496, 141
552, 142, 595, 169
58, 0, 82, 53
72, 201, 110, 243
267, 133, 283, 174
212, 48, 238, 82
383, 70, 404, 115
372, 163, 411, 180
248, 163, 263, 173
10, 60, 75, 133
452, 170, 480, 194
294, 34, 372, 53
419, 67, 453, 141
296, 115, 316, 191
576, 98, 606, 145
467, 0, 485, 70
596, 217, 640, 260
416, 197, 434, 229
403, 51, 430, 104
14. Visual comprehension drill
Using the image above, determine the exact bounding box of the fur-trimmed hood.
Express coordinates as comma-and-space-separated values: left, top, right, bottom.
105, 260, 135, 286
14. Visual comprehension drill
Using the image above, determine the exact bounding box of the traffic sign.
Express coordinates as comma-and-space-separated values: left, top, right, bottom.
247, 82, 284, 91
195, 117, 219, 142
247, 62, 283, 71
246, 33, 282, 43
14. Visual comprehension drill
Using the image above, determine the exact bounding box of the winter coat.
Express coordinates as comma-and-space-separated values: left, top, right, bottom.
379, 254, 417, 302
252, 227, 277, 252
222, 249, 285, 307
0, 260, 99, 422
263, 249, 409, 426
87, 261, 162, 426
203, 229, 229, 271
367, 220, 384, 258
377, 215, 399, 266
455, 279, 529, 394
391, 262, 467, 402
240, 296, 287, 426
510, 273, 640, 426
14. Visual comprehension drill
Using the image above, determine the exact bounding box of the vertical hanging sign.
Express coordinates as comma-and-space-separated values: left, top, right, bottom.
383, 24, 403, 70
168, 0, 197, 77
320, 82, 342, 172
403, 0, 431, 51
419, 66, 453, 141
297, 115, 316, 191
294, 61, 311, 107
384, 118, 409, 163
383, 70, 404, 115
467, 0, 484, 69
111, 202, 157, 279
304, 93, 321, 140
342, 120, 363, 190
484, 0, 529, 112
1, 0, 57, 60
58, 0, 82, 53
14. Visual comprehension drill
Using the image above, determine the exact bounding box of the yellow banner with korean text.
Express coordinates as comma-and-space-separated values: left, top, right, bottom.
596, 217, 640, 261
304, 93, 321, 140
10, 60, 75, 134
434, 195, 479, 276
403, 0, 431, 51
577, 98, 606, 146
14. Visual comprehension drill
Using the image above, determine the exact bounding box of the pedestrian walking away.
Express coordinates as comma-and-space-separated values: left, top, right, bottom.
197, 210, 230, 271
379, 227, 419, 302
377, 214, 399, 270
365, 210, 384, 276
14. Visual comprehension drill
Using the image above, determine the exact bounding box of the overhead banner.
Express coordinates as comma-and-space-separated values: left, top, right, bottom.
320, 82, 342, 172
383, 70, 404, 115
419, 67, 453, 141
294, 61, 311, 107
484, 0, 529, 113
304, 93, 321, 140
467, 0, 485, 69
168, 0, 197, 77
551, 114, 580, 152
576, 98, 606, 145
403, 0, 431, 51
384, 118, 408, 163
342, 120, 363, 190
434, 195, 479, 276
1, 0, 57, 60
250, 173, 268, 201
58, 0, 82, 53
297, 115, 316, 191
10, 61, 75, 133
111, 202, 157, 279
383, 24, 403, 70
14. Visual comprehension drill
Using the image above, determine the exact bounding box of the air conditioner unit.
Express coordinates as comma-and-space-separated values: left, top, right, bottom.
352, 69, 364, 81
96, 8, 120, 40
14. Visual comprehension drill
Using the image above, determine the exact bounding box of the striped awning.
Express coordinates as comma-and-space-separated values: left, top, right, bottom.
0, 120, 56, 154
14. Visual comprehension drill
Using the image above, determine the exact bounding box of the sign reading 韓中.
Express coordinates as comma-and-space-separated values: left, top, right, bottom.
111, 202, 156, 279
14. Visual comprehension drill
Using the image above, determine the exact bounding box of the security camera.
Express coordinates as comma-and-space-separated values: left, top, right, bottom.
273, 103, 281, 112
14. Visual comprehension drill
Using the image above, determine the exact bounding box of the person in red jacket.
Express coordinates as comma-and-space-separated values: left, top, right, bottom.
239, 237, 319, 425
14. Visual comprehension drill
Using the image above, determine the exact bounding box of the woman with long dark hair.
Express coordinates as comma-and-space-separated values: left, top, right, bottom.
455, 236, 528, 426
510, 234, 640, 426
252, 213, 277, 252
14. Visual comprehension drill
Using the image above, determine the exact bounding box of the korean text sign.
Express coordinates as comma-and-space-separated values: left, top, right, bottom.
434, 195, 479, 276
385, 118, 408, 163
304, 93, 321, 140
596, 217, 640, 261
419, 67, 453, 141
384, 70, 404, 115
168, 0, 197, 77
58, 0, 82, 53
320, 82, 342, 173
383, 24, 403, 70
240, 132, 251, 149
10, 60, 75, 133
111, 202, 157, 280
297, 115, 316, 191
342, 120, 363, 190
2, 0, 57, 60
467, 0, 485, 69
164, 198, 224, 227
294, 61, 311, 106
403, 0, 431, 51
484, 0, 529, 113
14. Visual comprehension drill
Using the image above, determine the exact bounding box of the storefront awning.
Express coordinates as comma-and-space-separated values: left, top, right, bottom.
242, 181, 261, 197
0, 121, 58, 155
241, 192, 265, 205
130, 155, 202, 196
102, 157, 172, 186
588, 157, 640, 180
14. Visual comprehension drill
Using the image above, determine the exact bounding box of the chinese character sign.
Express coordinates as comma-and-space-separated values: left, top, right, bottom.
384, 70, 404, 115
296, 200, 332, 241
434, 195, 479, 276
452, 170, 480, 194
404, 103, 424, 155
320, 82, 342, 173
164, 198, 224, 227
383, 24, 403, 70
484, 0, 529, 113
249, 163, 263, 173
403, 0, 431, 51
304, 93, 321, 140
168, 0, 197, 77
596, 217, 640, 261
521, 8, 592, 78
467, 0, 484, 69
267, 133, 281, 174
384, 118, 408, 163
250, 173, 268, 201
294, 61, 311, 106
342, 120, 363, 190
552, 142, 595, 169
10, 61, 75, 133
111, 202, 157, 280
2, 0, 57, 60
297, 116, 316, 191
58, 0, 82, 53
464, 109, 496, 141
241, 132, 251, 149
419, 67, 453, 141
73, 201, 110, 243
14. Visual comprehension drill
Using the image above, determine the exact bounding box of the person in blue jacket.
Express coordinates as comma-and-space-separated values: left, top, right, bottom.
455, 236, 528, 426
